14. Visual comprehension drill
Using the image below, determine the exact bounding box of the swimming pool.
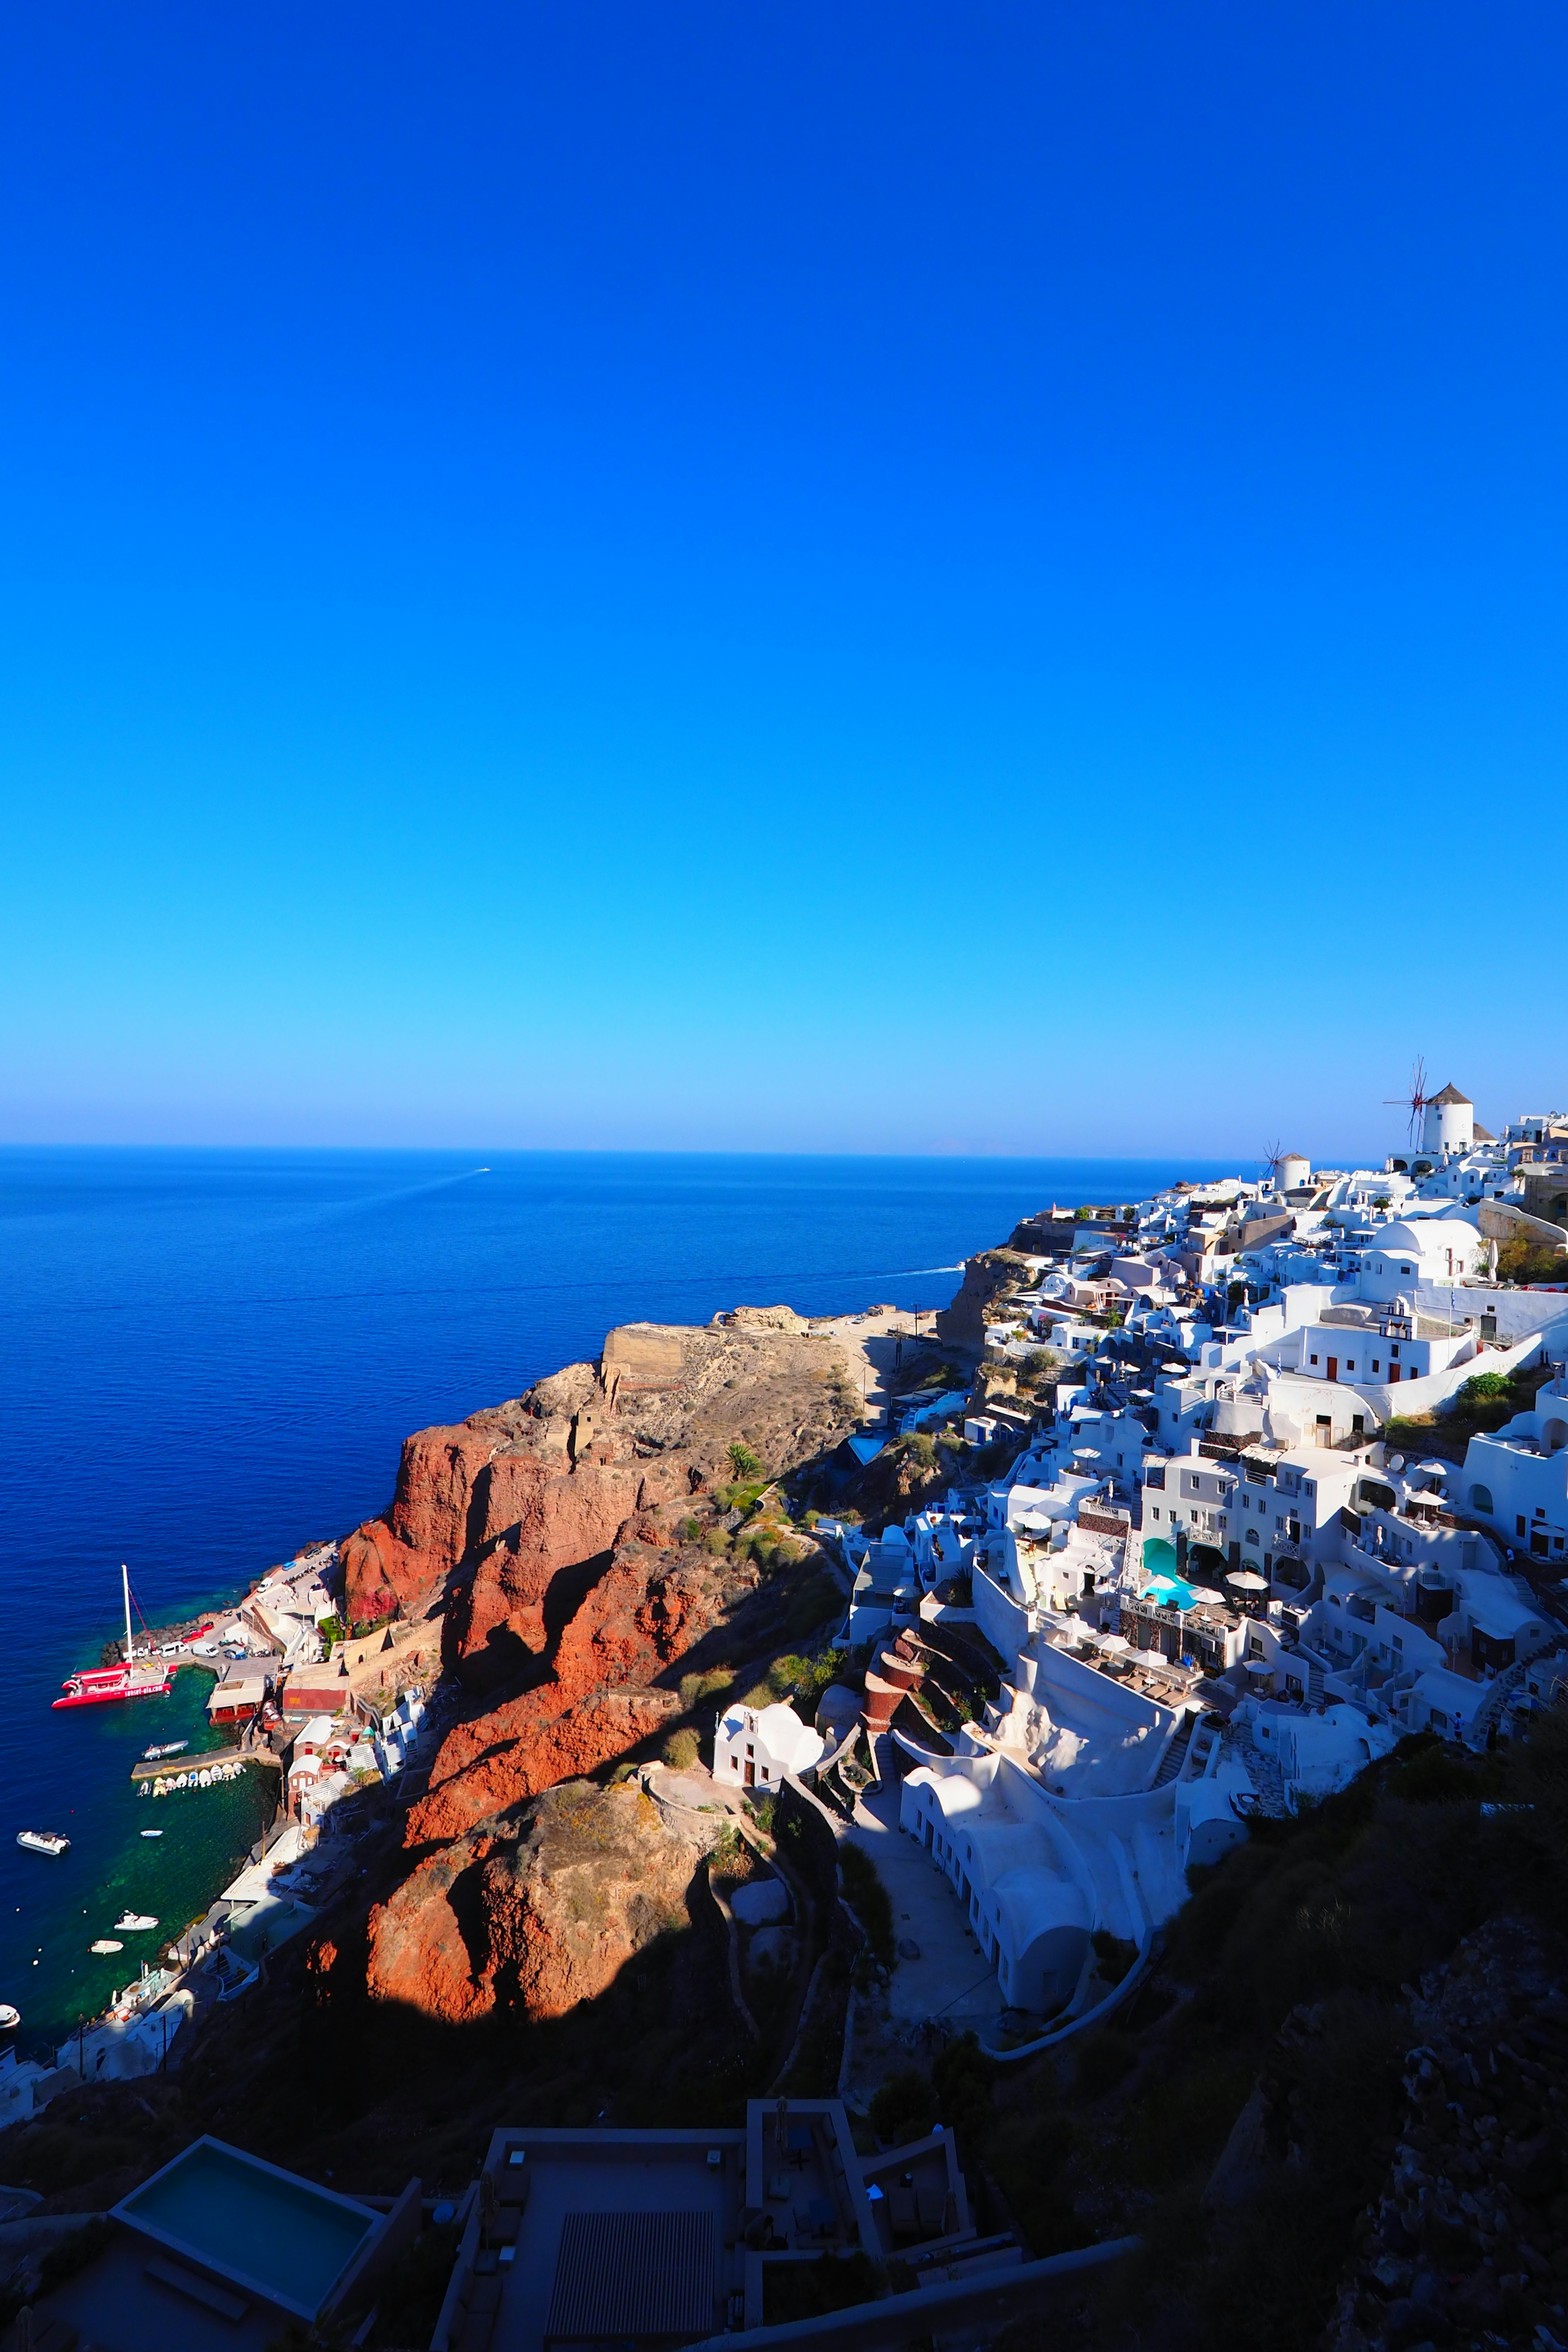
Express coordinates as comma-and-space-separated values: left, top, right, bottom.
1144, 1572, 1199, 1612
116, 2136, 379, 2319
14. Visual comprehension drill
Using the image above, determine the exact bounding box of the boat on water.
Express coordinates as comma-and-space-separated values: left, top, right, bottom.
16, 1831, 69, 1858
0, 2007, 20, 2032
53, 1568, 172, 1711
89, 1939, 123, 1955
139, 1829, 163, 1839
143, 1740, 188, 1761
114, 1913, 157, 1932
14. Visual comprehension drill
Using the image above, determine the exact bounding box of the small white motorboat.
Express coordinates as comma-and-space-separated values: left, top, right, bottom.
16, 1831, 69, 1858
143, 1740, 188, 1762
140, 1829, 163, 1839
114, 1913, 158, 1932
89, 1939, 123, 1955
0, 2006, 19, 2031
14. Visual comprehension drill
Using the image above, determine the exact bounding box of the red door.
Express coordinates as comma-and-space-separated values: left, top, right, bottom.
1327, 1356, 1338, 1381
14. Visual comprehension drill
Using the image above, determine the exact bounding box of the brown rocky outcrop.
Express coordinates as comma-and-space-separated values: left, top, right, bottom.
341, 1309, 869, 2028
366, 1781, 713, 2024
340, 1516, 432, 1626
935, 1249, 1031, 1352
405, 1546, 719, 1847
344, 1319, 860, 1662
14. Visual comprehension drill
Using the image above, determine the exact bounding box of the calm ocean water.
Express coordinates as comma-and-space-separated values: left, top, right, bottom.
0, 1146, 1243, 2049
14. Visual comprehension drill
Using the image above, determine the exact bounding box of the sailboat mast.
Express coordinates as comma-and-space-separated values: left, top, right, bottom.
122, 1565, 134, 1671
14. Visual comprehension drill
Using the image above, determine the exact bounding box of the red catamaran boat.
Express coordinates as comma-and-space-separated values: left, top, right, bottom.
52, 1566, 173, 1711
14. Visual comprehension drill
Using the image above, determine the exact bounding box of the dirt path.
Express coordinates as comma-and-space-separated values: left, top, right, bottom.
813, 1305, 944, 1429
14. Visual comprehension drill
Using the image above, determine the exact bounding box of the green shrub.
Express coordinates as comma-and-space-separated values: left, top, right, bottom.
676, 1516, 704, 1543
716, 1479, 769, 1515
677, 1667, 733, 1710
837, 1841, 895, 1968
662, 1727, 700, 1770
1497, 1233, 1568, 1283
1458, 1370, 1513, 1405
729, 1441, 763, 1479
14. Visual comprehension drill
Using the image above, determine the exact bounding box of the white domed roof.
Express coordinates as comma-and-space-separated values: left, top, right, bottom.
754, 1702, 826, 1772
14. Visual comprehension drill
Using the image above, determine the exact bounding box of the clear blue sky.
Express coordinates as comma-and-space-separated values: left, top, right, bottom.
0, 2, 1561, 1159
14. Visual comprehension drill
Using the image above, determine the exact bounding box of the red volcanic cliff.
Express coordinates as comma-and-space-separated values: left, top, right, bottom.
403, 1548, 718, 1849
367, 1781, 715, 2025
343, 1321, 855, 1680
338, 1315, 865, 2018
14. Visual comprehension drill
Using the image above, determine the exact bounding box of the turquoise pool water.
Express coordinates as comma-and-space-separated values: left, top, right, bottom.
1144, 1572, 1199, 1612
118, 2138, 376, 2317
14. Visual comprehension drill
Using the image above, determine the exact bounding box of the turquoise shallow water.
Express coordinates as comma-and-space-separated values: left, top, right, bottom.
0, 1145, 1250, 2050
15, 1671, 273, 2053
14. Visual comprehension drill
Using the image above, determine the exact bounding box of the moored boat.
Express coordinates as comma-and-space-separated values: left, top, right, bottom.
89, 1939, 123, 1955
143, 1740, 188, 1761
16, 1831, 69, 1858
53, 1568, 173, 1711
114, 1913, 158, 1932
0, 2006, 20, 2032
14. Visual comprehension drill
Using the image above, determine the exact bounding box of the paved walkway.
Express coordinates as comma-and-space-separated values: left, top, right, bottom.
844, 1776, 1004, 2036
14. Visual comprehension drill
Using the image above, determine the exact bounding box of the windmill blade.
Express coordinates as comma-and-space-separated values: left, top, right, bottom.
1384, 1059, 1430, 1142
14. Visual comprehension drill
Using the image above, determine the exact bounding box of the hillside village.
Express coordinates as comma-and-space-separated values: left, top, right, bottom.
11, 1085, 1568, 2352
789, 1088, 1568, 2058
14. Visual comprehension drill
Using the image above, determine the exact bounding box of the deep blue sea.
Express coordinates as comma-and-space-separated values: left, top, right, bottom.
0, 1146, 1243, 2050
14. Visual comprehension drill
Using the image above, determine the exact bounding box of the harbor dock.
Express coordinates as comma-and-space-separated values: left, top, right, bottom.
129, 1750, 278, 1784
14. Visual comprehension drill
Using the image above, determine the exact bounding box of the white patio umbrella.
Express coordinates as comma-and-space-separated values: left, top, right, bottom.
1228, 1570, 1268, 1592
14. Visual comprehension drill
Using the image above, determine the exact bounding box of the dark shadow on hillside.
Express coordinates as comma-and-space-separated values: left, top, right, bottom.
0, 1777, 871, 2238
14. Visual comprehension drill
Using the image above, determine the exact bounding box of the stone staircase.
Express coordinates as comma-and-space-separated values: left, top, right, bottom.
1153, 1710, 1199, 1787
1225, 1719, 1289, 1817
1467, 1629, 1568, 1748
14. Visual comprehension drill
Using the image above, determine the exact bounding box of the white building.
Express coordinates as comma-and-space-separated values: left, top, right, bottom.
713, 1699, 825, 1790
1357, 1216, 1484, 1302
1462, 1365, 1568, 1559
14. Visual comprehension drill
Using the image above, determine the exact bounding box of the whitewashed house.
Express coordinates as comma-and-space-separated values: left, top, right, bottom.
713, 1700, 825, 1790
1462, 1365, 1568, 1560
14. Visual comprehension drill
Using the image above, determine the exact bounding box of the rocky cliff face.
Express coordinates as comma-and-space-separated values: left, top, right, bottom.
343, 1319, 855, 1664
366, 1780, 715, 2025
935, 1248, 1031, 1352
403, 1541, 722, 1848
335, 1311, 866, 2008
